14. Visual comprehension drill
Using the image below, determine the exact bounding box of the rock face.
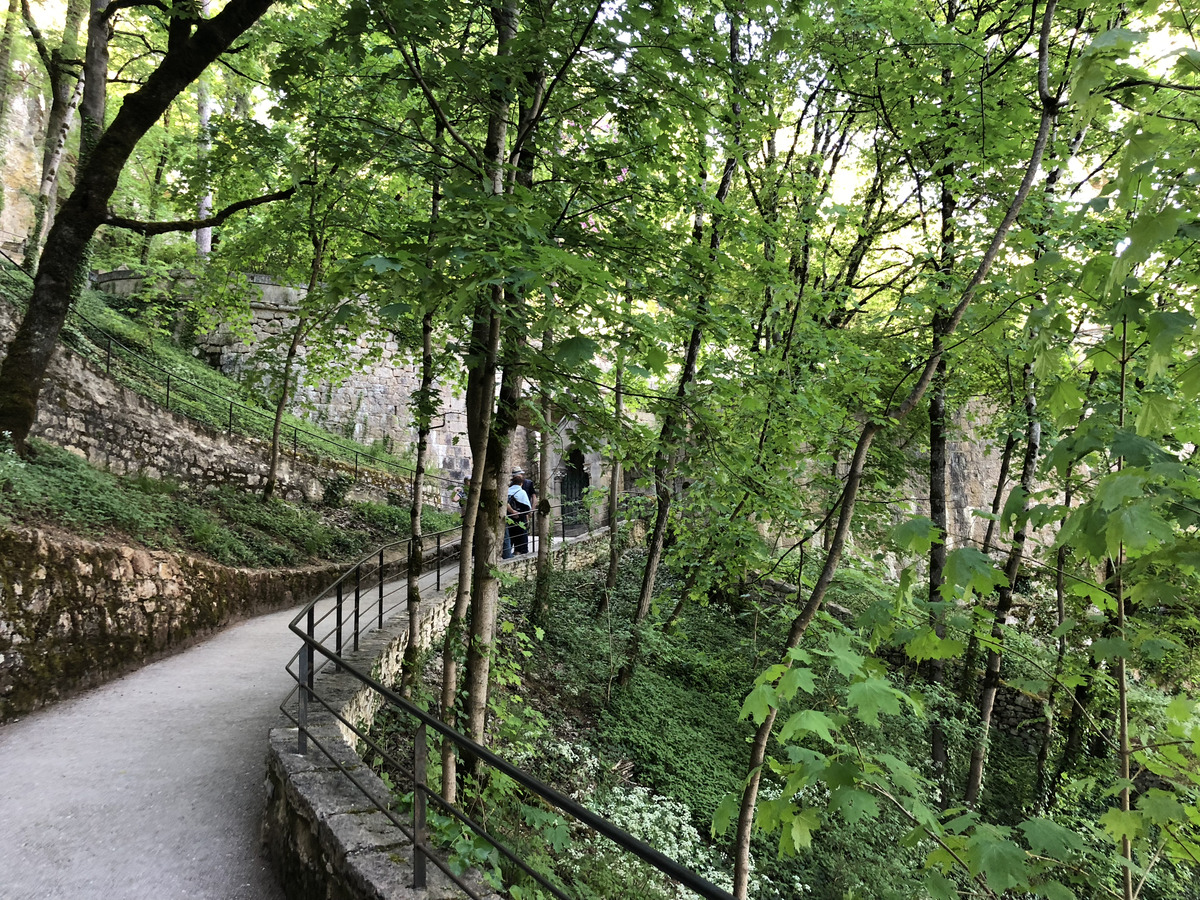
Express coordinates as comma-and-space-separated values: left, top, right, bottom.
0, 65, 46, 254
0, 526, 341, 721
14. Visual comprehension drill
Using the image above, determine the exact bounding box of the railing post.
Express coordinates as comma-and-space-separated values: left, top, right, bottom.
299, 605, 315, 755
354, 564, 361, 652
413, 721, 428, 890
165, 373, 171, 411
293, 427, 298, 459
354, 452, 358, 480
106, 337, 112, 374
335, 582, 343, 667
228, 401, 233, 434
562, 506, 567, 545
436, 534, 441, 592
378, 548, 385, 629
297, 641, 309, 756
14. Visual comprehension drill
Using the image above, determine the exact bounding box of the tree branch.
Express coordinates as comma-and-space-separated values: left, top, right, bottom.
104, 0, 171, 19
104, 186, 294, 234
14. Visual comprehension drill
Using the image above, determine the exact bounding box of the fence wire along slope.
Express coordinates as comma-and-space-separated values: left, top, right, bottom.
0, 252, 458, 495
279, 510, 736, 900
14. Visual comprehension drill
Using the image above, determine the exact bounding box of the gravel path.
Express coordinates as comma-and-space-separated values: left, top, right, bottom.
0, 606, 300, 900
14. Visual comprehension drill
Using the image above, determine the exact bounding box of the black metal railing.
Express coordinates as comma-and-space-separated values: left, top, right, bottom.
279, 504, 733, 900
0, 251, 459, 495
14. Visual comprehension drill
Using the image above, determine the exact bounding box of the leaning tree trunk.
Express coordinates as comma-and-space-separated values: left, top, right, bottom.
262, 311, 308, 501
24, 72, 84, 273
0, 0, 277, 454
730, 20, 1060, 887
621, 154, 737, 687
20, 0, 87, 271
927, 354, 951, 805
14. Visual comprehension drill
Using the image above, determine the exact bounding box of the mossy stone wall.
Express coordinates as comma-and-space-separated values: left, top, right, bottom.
0, 527, 341, 722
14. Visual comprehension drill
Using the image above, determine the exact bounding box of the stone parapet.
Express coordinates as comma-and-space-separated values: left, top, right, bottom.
263, 524, 637, 900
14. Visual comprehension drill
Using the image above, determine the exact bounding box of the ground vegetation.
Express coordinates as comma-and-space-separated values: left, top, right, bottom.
1, 0, 1199, 897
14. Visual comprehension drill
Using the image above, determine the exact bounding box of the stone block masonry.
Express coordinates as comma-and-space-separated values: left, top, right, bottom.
263, 524, 640, 900
0, 526, 343, 722
0, 298, 418, 505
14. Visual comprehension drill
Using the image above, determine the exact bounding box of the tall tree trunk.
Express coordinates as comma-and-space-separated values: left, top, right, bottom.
441, 0, 517, 789
25, 73, 83, 273
262, 310, 307, 501
401, 306, 435, 695
263, 178, 325, 502
0, 0, 276, 454
138, 111, 172, 266
402, 121, 444, 695
963, 362, 1041, 806
957, 427, 1017, 702
0, 0, 20, 125
0, 0, 22, 220
730, 10, 1060, 886
20, 0, 87, 271
927, 355, 950, 805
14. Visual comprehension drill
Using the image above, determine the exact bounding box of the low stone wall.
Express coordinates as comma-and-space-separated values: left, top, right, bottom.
0, 526, 342, 722
263, 525, 633, 900
0, 299, 414, 505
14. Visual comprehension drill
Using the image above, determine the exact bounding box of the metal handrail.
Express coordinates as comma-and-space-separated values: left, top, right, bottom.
281, 502, 734, 900
0, 250, 461, 488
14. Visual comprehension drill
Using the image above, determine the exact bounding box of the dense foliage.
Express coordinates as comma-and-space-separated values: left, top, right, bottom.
2, 0, 1200, 897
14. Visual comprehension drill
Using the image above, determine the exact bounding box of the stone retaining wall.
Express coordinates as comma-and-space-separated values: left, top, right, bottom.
0, 299, 418, 505
0, 526, 342, 722
263, 526, 634, 900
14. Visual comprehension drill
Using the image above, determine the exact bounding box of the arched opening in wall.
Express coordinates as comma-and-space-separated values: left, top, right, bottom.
561, 447, 589, 527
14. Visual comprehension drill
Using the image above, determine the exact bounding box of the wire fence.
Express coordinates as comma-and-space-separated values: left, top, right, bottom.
280, 505, 734, 900
0, 251, 462, 498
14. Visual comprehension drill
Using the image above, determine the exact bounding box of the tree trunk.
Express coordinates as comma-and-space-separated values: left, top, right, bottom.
622, 154, 737, 686
927, 355, 950, 805
957, 428, 1016, 702
194, 0, 213, 257
139, 112, 172, 266
598, 347, 624, 616
20, 0, 87, 271
262, 312, 307, 501
441, 0, 517, 789
401, 121, 444, 696
401, 307, 435, 696
0, 0, 277, 454
963, 362, 1040, 806
25, 73, 83, 273
533, 327, 553, 624
730, 12, 1060, 884
0, 0, 20, 125
0, 0, 21, 220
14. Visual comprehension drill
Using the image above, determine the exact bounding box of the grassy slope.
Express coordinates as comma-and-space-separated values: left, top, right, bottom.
0, 266, 455, 567
0, 437, 458, 567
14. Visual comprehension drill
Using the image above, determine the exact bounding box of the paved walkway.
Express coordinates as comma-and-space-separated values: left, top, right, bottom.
0, 549, 470, 900
0, 605, 298, 900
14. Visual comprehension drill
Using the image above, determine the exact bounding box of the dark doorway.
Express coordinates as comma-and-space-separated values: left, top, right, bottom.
561, 448, 589, 527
